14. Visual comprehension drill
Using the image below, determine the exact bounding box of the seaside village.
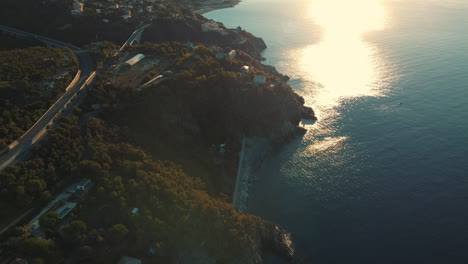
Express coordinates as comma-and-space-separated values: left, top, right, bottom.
71, 0, 169, 22
69, 0, 269, 84
120, 42, 266, 86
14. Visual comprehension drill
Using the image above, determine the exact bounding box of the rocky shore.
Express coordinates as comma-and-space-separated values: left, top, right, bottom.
194, 2, 315, 262
233, 137, 271, 212
233, 137, 297, 262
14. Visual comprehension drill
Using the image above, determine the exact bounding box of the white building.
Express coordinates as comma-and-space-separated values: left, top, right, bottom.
253, 75, 267, 85
228, 50, 237, 60
240, 65, 250, 73
124, 54, 145, 67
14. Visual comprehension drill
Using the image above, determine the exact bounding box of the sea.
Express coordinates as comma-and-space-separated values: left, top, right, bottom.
205, 0, 468, 263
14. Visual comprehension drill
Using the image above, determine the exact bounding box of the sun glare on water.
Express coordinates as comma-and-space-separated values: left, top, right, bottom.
299, 0, 390, 111
297, 0, 392, 156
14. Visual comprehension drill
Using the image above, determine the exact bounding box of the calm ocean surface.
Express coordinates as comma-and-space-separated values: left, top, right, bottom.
206, 1, 468, 263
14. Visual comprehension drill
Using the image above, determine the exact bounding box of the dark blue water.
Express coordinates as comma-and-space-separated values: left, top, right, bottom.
206, 1, 468, 263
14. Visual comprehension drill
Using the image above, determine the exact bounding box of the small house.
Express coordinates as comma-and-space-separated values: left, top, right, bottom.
71, 1, 84, 16
228, 50, 237, 59
77, 179, 91, 191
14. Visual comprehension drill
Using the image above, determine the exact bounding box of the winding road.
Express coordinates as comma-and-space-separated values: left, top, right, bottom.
0, 25, 96, 171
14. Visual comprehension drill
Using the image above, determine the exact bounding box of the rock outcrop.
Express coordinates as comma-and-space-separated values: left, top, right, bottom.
261, 222, 295, 261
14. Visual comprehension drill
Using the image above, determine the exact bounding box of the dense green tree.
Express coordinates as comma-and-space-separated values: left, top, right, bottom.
62, 220, 87, 245
0, 47, 78, 144
18, 237, 61, 263
39, 211, 59, 229
108, 224, 129, 243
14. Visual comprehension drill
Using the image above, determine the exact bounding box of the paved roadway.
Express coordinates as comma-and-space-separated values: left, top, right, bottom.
0, 25, 95, 170
118, 24, 150, 51
0, 23, 151, 170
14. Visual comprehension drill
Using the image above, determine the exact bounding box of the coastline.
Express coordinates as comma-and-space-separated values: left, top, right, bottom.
200, 2, 300, 260
233, 137, 296, 261
232, 137, 271, 212
195, 0, 241, 14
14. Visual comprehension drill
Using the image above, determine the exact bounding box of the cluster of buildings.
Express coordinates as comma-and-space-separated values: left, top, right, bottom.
26, 179, 93, 235
70, 0, 163, 21
210, 46, 268, 85
201, 20, 228, 35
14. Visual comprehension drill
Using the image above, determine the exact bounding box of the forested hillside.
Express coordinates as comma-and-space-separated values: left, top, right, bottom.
0, 47, 78, 147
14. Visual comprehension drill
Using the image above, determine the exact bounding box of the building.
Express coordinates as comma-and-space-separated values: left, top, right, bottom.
186, 43, 197, 50
253, 75, 267, 85
117, 256, 142, 264
71, 1, 84, 16
228, 50, 237, 60
131, 208, 139, 214
201, 20, 225, 34
122, 13, 131, 20
218, 144, 226, 154
55, 202, 78, 219
240, 65, 250, 73
77, 179, 91, 191
124, 54, 145, 67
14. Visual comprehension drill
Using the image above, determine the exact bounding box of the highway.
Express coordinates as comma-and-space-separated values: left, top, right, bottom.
0, 23, 151, 171
118, 24, 150, 52
0, 25, 96, 170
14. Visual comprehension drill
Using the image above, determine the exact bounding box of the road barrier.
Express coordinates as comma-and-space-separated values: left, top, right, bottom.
66, 70, 81, 91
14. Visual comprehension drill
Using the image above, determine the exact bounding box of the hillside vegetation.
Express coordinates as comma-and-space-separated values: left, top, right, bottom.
0, 47, 78, 147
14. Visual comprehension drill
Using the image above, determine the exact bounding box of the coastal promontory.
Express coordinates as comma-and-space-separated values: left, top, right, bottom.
0, 0, 315, 263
